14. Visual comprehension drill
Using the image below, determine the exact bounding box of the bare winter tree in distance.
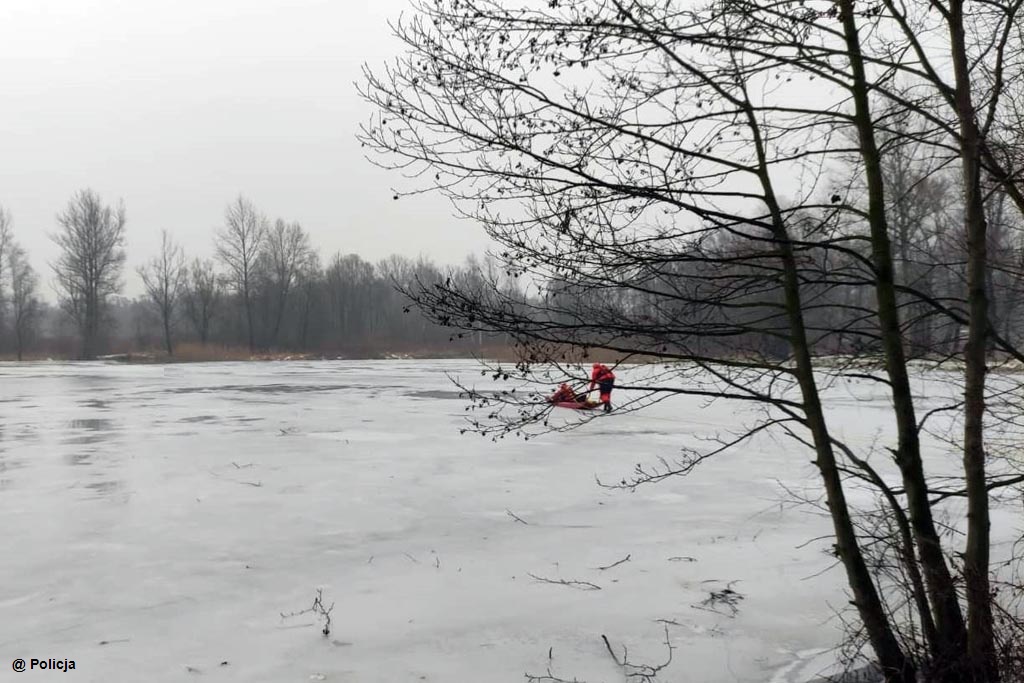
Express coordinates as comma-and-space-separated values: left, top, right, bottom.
362, 0, 1024, 680
7, 241, 39, 360
261, 218, 314, 347
138, 229, 187, 356
294, 251, 322, 350
0, 205, 13, 339
52, 189, 126, 360
216, 196, 267, 353
183, 257, 221, 347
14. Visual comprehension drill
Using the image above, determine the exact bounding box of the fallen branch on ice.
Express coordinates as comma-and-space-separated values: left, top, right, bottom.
525, 627, 674, 682
594, 553, 631, 571
602, 625, 674, 682
281, 588, 335, 637
692, 581, 744, 617
527, 573, 601, 591
525, 671, 583, 683
506, 509, 530, 524
208, 468, 262, 488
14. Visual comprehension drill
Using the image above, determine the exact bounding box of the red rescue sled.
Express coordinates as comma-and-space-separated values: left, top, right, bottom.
551, 400, 601, 410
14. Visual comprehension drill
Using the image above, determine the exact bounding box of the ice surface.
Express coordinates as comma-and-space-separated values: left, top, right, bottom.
0, 360, 979, 682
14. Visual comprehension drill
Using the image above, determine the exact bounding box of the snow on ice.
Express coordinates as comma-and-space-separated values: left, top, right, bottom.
0, 360, 982, 682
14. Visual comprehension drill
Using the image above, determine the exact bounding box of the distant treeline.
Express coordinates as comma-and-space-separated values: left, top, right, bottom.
0, 193, 519, 360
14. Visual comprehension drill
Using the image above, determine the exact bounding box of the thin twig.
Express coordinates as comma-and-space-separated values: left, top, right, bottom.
507, 509, 530, 524
527, 573, 602, 591
595, 553, 632, 571
280, 588, 335, 637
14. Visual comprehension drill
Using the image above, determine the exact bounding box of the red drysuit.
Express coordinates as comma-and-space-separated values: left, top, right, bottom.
588, 364, 616, 404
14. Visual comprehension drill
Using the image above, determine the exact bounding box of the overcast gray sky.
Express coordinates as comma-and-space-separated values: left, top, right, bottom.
0, 0, 490, 297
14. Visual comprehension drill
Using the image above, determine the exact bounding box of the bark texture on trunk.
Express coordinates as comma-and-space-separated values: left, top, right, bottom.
948, 1, 997, 679
743, 90, 912, 680
838, 2, 968, 678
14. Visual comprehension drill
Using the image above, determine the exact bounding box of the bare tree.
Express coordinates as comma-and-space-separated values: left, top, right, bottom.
7, 241, 38, 360
294, 251, 322, 350
183, 257, 221, 346
138, 230, 187, 356
0, 205, 13, 345
216, 196, 267, 353
362, 1, 1024, 681
51, 189, 126, 359
326, 253, 377, 343
261, 218, 313, 346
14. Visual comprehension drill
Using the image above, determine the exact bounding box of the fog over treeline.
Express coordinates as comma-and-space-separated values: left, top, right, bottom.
4, 124, 1024, 363
0, 192, 517, 360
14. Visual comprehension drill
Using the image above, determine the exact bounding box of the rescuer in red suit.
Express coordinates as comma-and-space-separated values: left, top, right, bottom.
548, 383, 576, 403
589, 363, 615, 413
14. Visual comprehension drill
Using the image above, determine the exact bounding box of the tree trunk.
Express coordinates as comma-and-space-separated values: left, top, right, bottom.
839, 3, 968, 675
164, 315, 174, 356
271, 287, 290, 347
245, 292, 256, 353
782, 236, 913, 681
744, 89, 912, 679
948, 1, 996, 679
84, 292, 97, 360
299, 290, 313, 351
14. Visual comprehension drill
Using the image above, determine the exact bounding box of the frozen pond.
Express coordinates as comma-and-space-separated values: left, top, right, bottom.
0, 360, 887, 682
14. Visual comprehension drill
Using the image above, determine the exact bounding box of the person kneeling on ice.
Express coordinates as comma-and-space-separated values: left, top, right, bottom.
588, 363, 616, 412
548, 383, 577, 403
